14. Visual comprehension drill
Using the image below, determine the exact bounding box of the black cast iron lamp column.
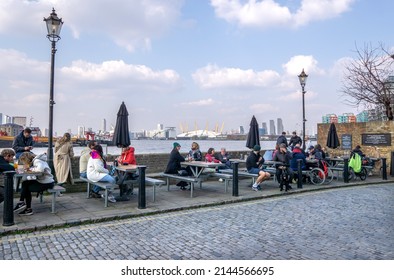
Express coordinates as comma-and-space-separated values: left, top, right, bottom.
44, 8, 63, 172
298, 69, 308, 151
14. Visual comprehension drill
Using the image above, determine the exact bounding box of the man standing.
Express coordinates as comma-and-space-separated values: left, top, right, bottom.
276, 131, 288, 147
289, 131, 302, 149
12, 128, 34, 159
0, 149, 16, 204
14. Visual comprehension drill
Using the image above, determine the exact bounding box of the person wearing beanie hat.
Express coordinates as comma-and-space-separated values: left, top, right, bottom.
165, 142, 190, 189
173, 142, 181, 149
246, 145, 271, 191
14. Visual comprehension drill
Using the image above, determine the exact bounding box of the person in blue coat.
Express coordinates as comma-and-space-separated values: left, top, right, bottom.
12, 128, 35, 159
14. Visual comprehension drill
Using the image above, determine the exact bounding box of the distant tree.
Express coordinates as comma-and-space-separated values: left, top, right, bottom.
341, 42, 394, 120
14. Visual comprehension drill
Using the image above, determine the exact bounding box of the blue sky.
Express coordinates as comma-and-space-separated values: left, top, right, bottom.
0, 0, 393, 136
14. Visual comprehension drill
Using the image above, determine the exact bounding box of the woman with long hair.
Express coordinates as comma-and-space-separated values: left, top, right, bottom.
54, 132, 74, 187
87, 144, 116, 203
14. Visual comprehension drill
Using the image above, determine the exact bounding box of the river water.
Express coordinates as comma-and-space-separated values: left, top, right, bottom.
3, 140, 283, 156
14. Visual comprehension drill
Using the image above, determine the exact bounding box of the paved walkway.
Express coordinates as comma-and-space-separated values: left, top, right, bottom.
1, 175, 393, 236
1, 182, 393, 260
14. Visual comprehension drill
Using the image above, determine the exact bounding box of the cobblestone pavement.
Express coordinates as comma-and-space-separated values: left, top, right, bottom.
0, 183, 393, 260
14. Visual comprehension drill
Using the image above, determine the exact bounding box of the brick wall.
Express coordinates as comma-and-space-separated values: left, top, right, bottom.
317, 121, 394, 173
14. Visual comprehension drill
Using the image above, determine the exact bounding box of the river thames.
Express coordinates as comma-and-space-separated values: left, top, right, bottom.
6, 139, 286, 156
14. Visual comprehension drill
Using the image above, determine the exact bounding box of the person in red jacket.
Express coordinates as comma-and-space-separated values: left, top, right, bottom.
116, 146, 137, 199
118, 146, 136, 165
205, 148, 221, 163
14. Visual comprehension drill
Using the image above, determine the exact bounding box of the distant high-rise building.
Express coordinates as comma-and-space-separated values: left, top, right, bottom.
77, 126, 85, 138
239, 126, 244, 134
269, 120, 276, 135
157, 124, 164, 130
0, 113, 3, 125
262, 122, 268, 135
43, 128, 49, 137
101, 119, 106, 132
356, 111, 369, 122
277, 118, 284, 134
13, 116, 26, 127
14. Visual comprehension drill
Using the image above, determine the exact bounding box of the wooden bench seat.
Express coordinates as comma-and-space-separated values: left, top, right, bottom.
79, 177, 118, 207
39, 185, 66, 213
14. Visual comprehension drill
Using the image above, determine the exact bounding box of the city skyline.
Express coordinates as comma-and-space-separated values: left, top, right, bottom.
0, 1, 393, 135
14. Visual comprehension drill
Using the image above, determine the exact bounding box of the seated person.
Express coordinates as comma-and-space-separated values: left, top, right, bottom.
217, 147, 232, 169
165, 142, 191, 190
311, 144, 326, 160
12, 128, 34, 159
13, 152, 55, 216
116, 146, 138, 197
352, 145, 365, 158
246, 145, 271, 191
273, 143, 293, 191
79, 141, 102, 198
118, 146, 137, 165
290, 144, 307, 171
87, 144, 116, 203
0, 149, 16, 204
187, 142, 203, 161
205, 148, 221, 163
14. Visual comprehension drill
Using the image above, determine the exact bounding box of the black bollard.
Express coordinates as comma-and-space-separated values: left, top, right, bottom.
343, 158, 349, 183
390, 152, 394, 176
137, 166, 146, 209
381, 158, 387, 180
232, 161, 239, 197
3, 171, 15, 226
297, 159, 303, 189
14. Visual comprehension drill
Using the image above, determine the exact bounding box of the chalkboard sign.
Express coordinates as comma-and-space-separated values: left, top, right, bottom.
361, 133, 391, 146
341, 134, 352, 150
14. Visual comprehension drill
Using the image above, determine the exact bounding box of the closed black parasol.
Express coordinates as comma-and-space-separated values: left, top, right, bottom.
246, 115, 260, 149
113, 101, 130, 148
326, 122, 340, 149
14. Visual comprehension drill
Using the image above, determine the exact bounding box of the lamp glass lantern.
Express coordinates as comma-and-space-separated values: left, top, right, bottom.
298, 69, 308, 87
44, 8, 63, 42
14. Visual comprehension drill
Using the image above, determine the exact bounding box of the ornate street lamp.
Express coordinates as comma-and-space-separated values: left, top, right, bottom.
298, 69, 308, 151
44, 8, 63, 172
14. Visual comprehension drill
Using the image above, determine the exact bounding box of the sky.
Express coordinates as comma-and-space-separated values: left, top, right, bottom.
0, 0, 393, 136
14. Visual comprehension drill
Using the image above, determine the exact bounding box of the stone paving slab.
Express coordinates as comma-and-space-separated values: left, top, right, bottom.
1, 175, 393, 235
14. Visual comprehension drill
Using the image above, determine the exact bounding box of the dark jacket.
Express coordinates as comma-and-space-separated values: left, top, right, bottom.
0, 155, 15, 202
273, 150, 293, 165
246, 151, 264, 171
290, 148, 306, 171
217, 152, 231, 164
276, 135, 288, 147
12, 131, 34, 154
165, 148, 185, 174
289, 135, 302, 147
312, 149, 325, 160
0, 156, 15, 173
352, 147, 365, 158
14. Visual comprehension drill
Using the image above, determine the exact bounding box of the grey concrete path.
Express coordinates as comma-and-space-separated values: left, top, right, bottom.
1, 175, 393, 236
0, 182, 392, 260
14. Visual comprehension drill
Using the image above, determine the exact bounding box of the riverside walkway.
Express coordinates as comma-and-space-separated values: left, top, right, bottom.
1, 175, 392, 236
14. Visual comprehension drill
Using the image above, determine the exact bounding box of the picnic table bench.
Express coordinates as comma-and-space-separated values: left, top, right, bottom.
160, 173, 203, 198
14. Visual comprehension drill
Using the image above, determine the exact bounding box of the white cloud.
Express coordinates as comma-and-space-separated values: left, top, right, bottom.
183, 98, 215, 106
210, 0, 355, 28
192, 64, 280, 89
61, 60, 181, 86
0, 0, 183, 52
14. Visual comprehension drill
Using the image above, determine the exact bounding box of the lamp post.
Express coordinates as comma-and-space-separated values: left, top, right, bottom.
298, 69, 308, 151
44, 8, 63, 172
